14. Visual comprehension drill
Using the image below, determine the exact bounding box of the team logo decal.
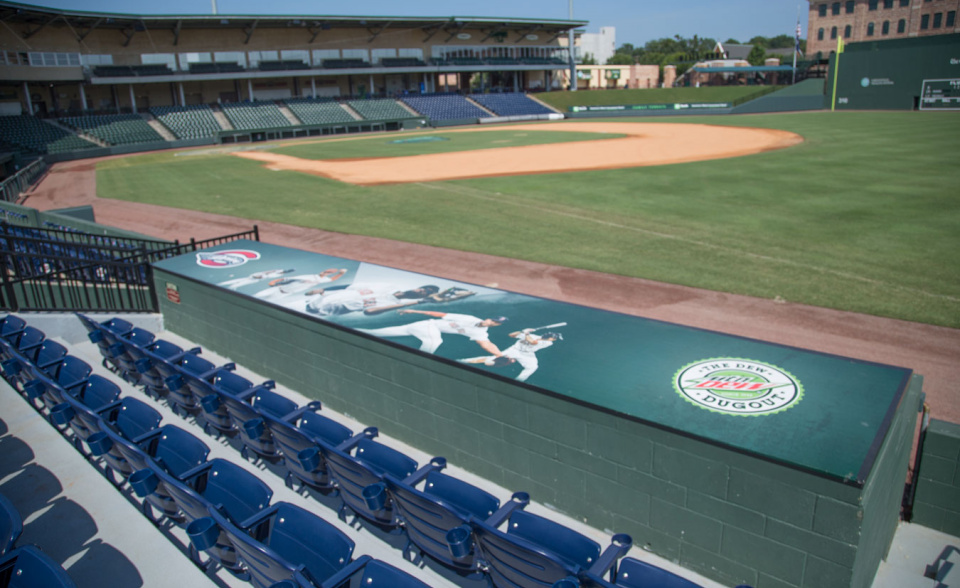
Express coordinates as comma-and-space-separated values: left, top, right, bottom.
196, 249, 261, 268
674, 358, 803, 416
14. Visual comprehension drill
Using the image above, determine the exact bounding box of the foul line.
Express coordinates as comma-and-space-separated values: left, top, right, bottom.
414, 182, 958, 304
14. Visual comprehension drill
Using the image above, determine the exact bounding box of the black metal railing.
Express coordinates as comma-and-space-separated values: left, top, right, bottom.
0, 223, 259, 313
0, 159, 49, 204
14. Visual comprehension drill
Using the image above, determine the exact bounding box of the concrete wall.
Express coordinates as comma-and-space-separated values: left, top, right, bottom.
153, 269, 922, 588
911, 419, 960, 537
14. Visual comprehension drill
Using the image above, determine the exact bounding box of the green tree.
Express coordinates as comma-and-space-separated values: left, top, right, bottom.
724, 38, 740, 44
747, 44, 767, 66
581, 52, 597, 65
607, 52, 634, 65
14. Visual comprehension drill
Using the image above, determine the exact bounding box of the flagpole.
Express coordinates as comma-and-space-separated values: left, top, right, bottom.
792, 4, 800, 85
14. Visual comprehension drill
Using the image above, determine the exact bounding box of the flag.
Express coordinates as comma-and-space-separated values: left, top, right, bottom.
795, 21, 804, 57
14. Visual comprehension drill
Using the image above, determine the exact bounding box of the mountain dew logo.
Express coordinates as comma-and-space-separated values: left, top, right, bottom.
674, 358, 802, 416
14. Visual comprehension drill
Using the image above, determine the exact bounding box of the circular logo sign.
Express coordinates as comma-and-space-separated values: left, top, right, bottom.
196, 249, 261, 268
674, 358, 803, 416
860, 77, 870, 88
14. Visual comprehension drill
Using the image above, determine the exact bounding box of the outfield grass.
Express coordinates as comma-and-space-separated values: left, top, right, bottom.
534, 86, 782, 111
269, 129, 624, 160
96, 111, 960, 328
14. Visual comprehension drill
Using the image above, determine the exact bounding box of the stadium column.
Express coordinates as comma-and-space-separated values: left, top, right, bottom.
369, 74, 374, 95
311, 78, 317, 98
247, 79, 254, 101
129, 85, 137, 114
22, 82, 32, 115
79, 83, 87, 110
179, 83, 186, 106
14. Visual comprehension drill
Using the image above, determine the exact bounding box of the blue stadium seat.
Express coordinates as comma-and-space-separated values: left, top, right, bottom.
85, 396, 163, 486
0, 315, 28, 361
0, 327, 46, 388
0, 493, 22, 556
323, 432, 434, 529
114, 327, 156, 385
22, 355, 92, 414
134, 339, 199, 400
137, 457, 272, 573
370, 470, 527, 573
14, 339, 67, 397
0, 545, 77, 587
126, 425, 210, 522
198, 368, 271, 437
223, 387, 316, 462
76, 314, 133, 375
262, 410, 353, 493
574, 557, 708, 588
453, 509, 632, 588
49, 374, 121, 450
273, 556, 433, 588
190, 501, 355, 588
163, 353, 231, 416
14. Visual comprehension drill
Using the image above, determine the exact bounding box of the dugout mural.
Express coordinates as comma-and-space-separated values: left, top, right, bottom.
154, 240, 913, 486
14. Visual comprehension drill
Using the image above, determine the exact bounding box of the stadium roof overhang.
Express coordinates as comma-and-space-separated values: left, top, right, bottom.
0, 1, 586, 44
691, 65, 796, 73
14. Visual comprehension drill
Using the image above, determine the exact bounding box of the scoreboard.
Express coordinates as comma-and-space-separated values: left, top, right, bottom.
920, 78, 960, 110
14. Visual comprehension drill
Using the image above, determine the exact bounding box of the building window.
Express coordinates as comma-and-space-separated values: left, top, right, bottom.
847, 1, 856, 13
900, 0, 909, 6
818, 27, 825, 40
933, 12, 943, 27
921, 14, 930, 29
844, 24, 852, 37
831, 26, 838, 38
867, 22, 875, 35
832, 2, 841, 15
898, 18, 907, 32
948, 11, 956, 27
869, 0, 878, 10
883, 0, 893, 7
819, 3, 828, 16
882, 20, 891, 34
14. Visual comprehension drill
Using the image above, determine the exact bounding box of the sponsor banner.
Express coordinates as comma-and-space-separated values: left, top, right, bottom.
154, 239, 911, 484
569, 102, 731, 113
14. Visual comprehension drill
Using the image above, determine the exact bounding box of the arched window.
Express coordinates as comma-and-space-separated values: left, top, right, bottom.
867, 22, 875, 35
897, 18, 906, 32
818, 27, 825, 40
844, 24, 852, 37
831, 26, 838, 39
882, 20, 890, 34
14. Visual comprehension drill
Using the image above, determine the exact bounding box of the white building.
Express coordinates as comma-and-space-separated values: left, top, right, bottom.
579, 26, 616, 64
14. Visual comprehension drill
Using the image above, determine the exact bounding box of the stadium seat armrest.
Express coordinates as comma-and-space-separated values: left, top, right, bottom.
132, 428, 164, 447
587, 533, 633, 579
404, 456, 447, 486
262, 380, 276, 389
236, 503, 279, 532
62, 376, 91, 393
318, 555, 372, 588
93, 399, 123, 416
336, 426, 378, 451
485, 491, 531, 528
177, 460, 214, 484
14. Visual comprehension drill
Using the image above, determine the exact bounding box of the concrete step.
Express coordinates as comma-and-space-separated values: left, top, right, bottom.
146, 117, 176, 141
211, 106, 234, 131
277, 103, 302, 125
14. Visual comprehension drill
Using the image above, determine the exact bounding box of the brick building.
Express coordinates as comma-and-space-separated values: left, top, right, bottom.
807, 0, 959, 55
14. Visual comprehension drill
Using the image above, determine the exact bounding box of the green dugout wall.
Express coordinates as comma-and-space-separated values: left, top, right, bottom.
152, 242, 922, 588
827, 33, 960, 110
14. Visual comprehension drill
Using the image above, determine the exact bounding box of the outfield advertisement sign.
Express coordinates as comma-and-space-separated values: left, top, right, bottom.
154, 240, 912, 484
569, 102, 731, 113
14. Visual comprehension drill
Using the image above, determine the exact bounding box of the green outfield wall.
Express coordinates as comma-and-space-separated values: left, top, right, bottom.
152, 263, 923, 588
827, 34, 960, 110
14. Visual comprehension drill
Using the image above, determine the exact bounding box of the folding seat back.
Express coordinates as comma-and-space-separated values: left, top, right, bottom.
50, 374, 121, 445
466, 510, 631, 588
0, 317, 30, 361
324, 438, 418, 527
86, 397, 162, 483
0, 493, 22, 556
19, 340, 66, 386
200, 369, 261, 436
127, 425, 210, 521
28, 355, 92, 412
0, 545, 77, 588
264, 411, 352, 491
165, 353, 220, 413
193, 502, 355, 588
0, 327, 45, 385
115, 327, 155, 383
609, 557, 704, 588
353, 559, 434, 588
233, 388, 299, 461
383, 470, 500, 572
136, 339, 194, 398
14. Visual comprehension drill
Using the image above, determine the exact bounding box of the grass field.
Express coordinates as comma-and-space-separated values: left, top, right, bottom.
269, 129, 624, 160
96, 111, 960, 328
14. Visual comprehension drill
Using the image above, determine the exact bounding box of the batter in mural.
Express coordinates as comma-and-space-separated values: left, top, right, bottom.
253, 268, 348, 302
358, 309, 507, 355
305, 285, 474, 317
218, 268, 294, 290
460, 326, 563, 382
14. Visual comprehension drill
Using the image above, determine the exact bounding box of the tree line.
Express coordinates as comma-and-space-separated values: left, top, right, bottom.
591, 34, 807, 71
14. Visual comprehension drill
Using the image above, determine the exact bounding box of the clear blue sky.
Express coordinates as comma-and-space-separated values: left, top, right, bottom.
21, 0, 809, 48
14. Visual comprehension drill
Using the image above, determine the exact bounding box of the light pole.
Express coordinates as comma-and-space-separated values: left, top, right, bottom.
568, 0, 577, 91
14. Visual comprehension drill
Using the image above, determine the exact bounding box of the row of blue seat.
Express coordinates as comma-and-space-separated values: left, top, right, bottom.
2, 313, 723, 588
0, 314, 430, 588
0, 491, 78, 587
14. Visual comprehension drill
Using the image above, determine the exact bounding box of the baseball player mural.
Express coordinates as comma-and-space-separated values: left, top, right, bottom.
358, 309, 507, 355
460, 323, 565, 382
218, 268, 294, 290
253, 268, 348, 302
305, 284, 474, 317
